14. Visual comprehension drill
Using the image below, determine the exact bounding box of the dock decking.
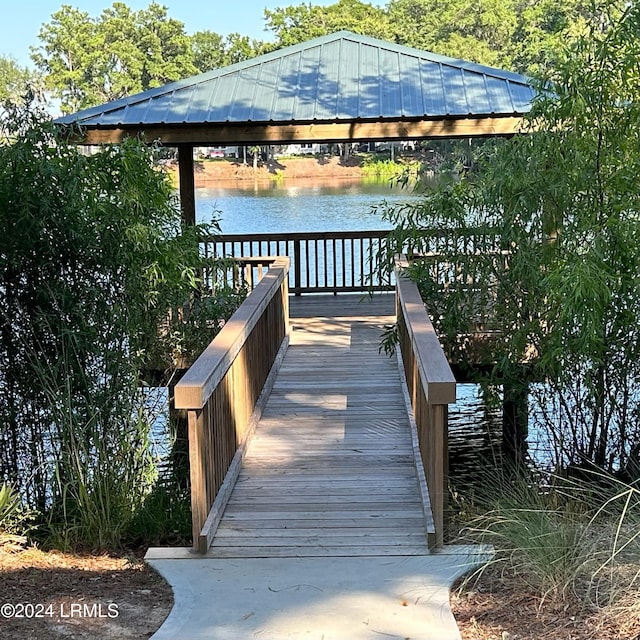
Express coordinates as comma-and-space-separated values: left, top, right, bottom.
207, 294, 432, 558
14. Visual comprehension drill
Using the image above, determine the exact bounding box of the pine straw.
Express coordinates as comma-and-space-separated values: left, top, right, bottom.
451, 563, 640, 640
0, 546, 172, 640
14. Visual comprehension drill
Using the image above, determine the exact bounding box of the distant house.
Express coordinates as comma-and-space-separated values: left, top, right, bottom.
200, 146, 240, 158
278, 143, 328, 156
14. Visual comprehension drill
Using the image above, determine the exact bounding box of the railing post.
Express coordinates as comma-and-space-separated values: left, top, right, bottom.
431, 403, 448, 549
293, 238, 301, 296
188, 408, 209, 551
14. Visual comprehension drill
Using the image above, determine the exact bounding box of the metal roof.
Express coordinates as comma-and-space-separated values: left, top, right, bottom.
56, 31, 535, 129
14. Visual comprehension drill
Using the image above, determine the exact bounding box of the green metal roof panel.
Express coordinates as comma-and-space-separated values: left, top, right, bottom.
56, 31, 535, 127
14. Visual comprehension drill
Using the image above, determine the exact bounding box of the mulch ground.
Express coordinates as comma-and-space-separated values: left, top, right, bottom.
451, 565, 640, 640
0, 547, 173, 640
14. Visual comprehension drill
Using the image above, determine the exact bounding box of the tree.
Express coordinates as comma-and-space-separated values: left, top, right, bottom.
380, 0, 640, 473
509, 0, 595, 74
30, 5, 97, 113
0, 56, 39, 105
190, 31, 270, 73
31, 2, 197, 113
264, 0, 393, 47
0, 102, 202, 544
190, 30, 227, 72
387, 0, 518, 68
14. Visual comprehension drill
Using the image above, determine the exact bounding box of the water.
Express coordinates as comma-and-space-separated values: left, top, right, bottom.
194, 177, 505, 492
195, 178, 414, 233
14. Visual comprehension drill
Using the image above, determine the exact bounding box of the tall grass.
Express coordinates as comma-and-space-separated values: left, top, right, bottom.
457, 466, 640, 610
31, 340, 159, 550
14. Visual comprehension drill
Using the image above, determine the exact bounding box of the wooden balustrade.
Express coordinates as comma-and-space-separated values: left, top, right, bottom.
174, 257, 290, 552
201, 230, 394, 295
395, 255, 456, 549
201, 227, 505, 298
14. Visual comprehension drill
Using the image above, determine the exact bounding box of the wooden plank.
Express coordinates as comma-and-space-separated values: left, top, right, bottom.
205, 545, 429, 558
211, 534, 427, 546
76, 115, 526, 146
215, 517, 426, 529
214, 526, 426, 537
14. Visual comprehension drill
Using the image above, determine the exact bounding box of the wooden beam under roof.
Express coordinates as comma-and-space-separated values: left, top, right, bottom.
68, 115, 527, 146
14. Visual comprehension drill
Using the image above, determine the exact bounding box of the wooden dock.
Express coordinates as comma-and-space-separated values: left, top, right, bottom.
207, 294, 432, 558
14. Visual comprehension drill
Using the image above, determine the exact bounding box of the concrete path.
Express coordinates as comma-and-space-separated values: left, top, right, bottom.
147, 550, 488, 640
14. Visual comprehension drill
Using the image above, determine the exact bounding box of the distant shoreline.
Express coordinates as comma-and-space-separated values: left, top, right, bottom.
166, 155, 406, 186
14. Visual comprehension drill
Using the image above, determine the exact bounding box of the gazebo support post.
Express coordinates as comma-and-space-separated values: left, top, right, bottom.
178, 145, 196, 226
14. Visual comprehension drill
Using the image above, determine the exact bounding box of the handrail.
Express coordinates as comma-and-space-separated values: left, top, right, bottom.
175, 256, 290, 552
201, 229, 394, 295
395, 255, 456, 549
201, 227, 505, 296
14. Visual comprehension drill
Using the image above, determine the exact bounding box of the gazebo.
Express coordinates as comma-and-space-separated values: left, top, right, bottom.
55, 31, 538, 553
55, 30, 536, 224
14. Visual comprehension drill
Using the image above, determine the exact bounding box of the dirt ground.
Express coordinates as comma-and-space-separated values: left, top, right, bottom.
167, 154, 369, 186
451, 565, 640, 640
0, 547, 172, 640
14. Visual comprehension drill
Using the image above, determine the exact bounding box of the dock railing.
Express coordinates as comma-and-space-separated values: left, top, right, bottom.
201, 230, 394, 295
395, 255, 457, 549
175, 257, 290, 552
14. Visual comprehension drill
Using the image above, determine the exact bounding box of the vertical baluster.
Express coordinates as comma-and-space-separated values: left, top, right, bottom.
293, 239, 301, 295
360, 238, 364, 286
332, 238, 337, 290
341, 238, 346, 290
314, 238, 319, 289
323, 237, 328, 289
304, 239, 310, 292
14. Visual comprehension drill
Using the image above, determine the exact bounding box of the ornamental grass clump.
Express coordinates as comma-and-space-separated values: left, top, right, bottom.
459, 468, 640, 614
0, 483, 35, 550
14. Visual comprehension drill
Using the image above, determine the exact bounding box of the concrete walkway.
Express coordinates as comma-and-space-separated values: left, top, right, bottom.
147, 550, 488, 640
146, 295, 489, 639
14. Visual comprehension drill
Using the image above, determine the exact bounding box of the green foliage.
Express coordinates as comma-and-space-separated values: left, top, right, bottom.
0, 484, 35, 545
0, 56, 40, 105
378, 0, 640, 473
460, 468, 640, 607
125, 416, 192, 546
31, 2, 198, 113
387, 0, 594, 72
360, 157, 414, 178
0, 104, 210, 548
264, 0, 394, 47
159, 279, 248, 369
190, 31, 269, 72
388, 0, 519, 68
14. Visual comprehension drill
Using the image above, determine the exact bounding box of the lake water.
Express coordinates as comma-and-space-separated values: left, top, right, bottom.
195, 177, 506, 494
195, 177, 415, 233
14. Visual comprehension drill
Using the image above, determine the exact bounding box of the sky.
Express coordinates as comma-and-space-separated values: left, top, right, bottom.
0, 0, 386, 69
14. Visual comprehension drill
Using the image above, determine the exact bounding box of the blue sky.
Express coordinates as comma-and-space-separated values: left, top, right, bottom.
1, 0, 386, 68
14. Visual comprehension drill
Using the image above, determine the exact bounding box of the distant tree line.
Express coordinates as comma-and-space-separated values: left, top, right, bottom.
0, 0, 595, 114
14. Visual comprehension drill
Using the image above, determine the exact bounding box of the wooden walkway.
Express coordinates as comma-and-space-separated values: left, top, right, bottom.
208, 294, 432, 558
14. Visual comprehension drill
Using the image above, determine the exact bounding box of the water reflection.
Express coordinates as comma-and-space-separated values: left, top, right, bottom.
195, 177, 423, 233
448, 384, 503, 491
